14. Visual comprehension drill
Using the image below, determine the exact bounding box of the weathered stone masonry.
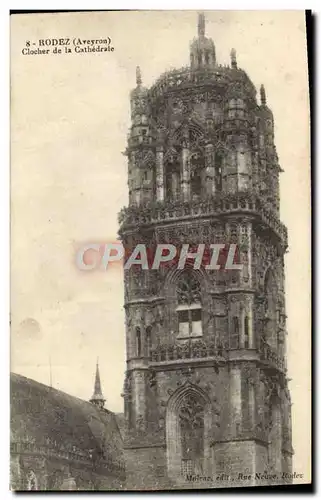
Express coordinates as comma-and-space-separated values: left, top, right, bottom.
119, 13, 293, 490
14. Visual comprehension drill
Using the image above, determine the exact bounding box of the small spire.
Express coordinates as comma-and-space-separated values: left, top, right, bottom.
198, 12, 205, 37
136, 66, 142, 86
230, 48, 237, 69
90, 359, 105, 409
260, 84, 267, 106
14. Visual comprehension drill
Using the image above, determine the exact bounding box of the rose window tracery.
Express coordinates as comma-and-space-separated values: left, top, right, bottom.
177, 273, 201, 306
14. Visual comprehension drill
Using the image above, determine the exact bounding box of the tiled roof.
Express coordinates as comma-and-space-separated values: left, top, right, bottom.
10, 372, 124, 468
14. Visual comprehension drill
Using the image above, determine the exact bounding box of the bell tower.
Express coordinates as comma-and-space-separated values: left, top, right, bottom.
119, 13, 293, 490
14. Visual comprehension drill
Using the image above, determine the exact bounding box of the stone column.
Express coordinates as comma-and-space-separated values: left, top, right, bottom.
156, 145, 164, 201
247, 222, 253, 287
248, 381, 255, 429
230, 365, 242, 434
270, 402, 282, 473
133, 369, 146, 430
248, 300, 254, 348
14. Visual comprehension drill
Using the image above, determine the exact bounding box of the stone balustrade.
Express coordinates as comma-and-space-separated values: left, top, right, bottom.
151, 340, 226, 363
150, 338, 286, 374
149, 65, 241, 100
119, 193, 288, 246
259, 340, 286, 373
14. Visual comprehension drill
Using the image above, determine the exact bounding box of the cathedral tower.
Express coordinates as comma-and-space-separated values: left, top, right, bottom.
119, 13, 293, 489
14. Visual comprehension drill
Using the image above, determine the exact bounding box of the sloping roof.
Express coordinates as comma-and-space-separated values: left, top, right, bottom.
10, 372, 124, 467
115, 413, 126, 441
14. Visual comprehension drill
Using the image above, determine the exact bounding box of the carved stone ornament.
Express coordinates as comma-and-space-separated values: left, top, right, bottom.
177, 272, 201, 305
179, 393, 205, 430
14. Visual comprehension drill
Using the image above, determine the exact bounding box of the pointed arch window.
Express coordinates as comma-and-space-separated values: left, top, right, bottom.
136, 327, 142, 357
176, 273, 202, 339
237, 145, 247, 173
190, 151, 204, 199
146, 326, 152, 357
166, 386, 211, 481
230, 316, 240, 348
180, 393, 205, 476
228, 98, 245, 118
165, 157, 180, 202
190, 170, 202, 198
244, 316, 249, 348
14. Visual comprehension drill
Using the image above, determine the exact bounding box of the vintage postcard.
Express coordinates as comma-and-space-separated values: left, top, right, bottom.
10, 10, 311, 491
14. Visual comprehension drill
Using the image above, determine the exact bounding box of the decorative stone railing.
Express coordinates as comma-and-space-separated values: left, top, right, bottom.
10, 441, 125, 473
258, 341, 286, 373
149, 65, 242, 100
150, 339, 286, 373
151, 340, 227, 363
119, 193, 288, 245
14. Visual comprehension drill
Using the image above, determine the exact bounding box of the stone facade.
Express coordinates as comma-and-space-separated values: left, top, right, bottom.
119, 13, 293, 490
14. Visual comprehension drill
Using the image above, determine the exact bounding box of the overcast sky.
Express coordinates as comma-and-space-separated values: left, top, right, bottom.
11, 11, 310, 477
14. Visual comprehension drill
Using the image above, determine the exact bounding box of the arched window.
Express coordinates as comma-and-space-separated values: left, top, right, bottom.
165, 160, 180, 202
179, 393, 205, 476
166, 385, 211, 480
190, 151, 204, 199
237, 147, 246, 173
228, 98, 245, 118
227, 98, 237, 118
244, 316, 249, 348
136, 327, 142, 357
190, 170, 202, 198
230, 316, 240, 348
176, 273, 202, 339
146, 326, 152, 356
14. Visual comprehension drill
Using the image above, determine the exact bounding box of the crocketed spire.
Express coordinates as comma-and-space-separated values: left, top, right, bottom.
230, 48, 237, 69
190, 12, 216, 70
89, 359, 105, 409
198, 12, 205, 37
260, 84, 267, 106
136, 66, 142, 86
